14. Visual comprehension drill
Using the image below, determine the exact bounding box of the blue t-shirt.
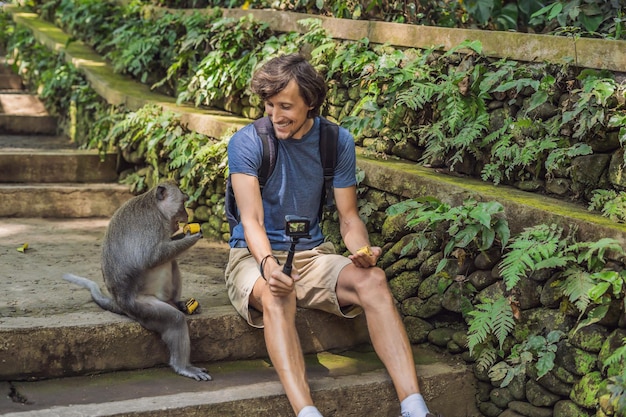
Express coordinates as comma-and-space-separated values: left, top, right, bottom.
228, 117, 357, 251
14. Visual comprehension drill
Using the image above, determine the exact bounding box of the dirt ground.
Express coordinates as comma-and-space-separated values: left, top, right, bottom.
0, 217, 232, 319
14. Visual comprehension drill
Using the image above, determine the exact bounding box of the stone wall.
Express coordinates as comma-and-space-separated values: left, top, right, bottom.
333, 182, 625, 417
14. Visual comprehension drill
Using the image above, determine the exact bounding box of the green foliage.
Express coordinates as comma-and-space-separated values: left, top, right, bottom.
178, 131, 230, 203
489, 330, 565, 387
499, 224, 572, 290
177, 16, 329, 108
566, 268, 626, 333
103, 7, 181, 84
589, 189, 626, 223
0, 7, 15, 48
342, 45, 437, 147
101, 103, 228, 200
499, 223, 625, 332
605, 338, 626, 375
482, 118, 560, 185
387, 197, 509, 274
606, 374, 626, 417
544, 142, 593, 179
467, 297, 515, 360
562, 69, 617, 140
529, 0, 623, 39
152, 9, 224, 92
342, 45, 433, 147
25, 0, 626, 203
51, 0, 122, 49
609, 111, 626, 166
6, 25, 109, 147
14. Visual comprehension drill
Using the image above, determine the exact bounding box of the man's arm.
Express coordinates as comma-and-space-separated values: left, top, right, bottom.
231, 173, 270, 261
231, 173, 296, 295
334, 186, 379, 267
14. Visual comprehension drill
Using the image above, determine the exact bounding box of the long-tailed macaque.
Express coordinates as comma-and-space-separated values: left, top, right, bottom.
64, 180, 211, 381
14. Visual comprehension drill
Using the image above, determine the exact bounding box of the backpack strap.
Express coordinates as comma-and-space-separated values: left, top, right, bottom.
318, 118, 339, 214
253, 116, 278, 188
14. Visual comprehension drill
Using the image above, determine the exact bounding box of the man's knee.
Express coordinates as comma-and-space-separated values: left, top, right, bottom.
261, 289, 297, 318
354, 267, 392, 302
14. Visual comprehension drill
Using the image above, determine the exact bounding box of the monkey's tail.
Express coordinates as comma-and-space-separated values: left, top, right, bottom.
62, 273, 125, 315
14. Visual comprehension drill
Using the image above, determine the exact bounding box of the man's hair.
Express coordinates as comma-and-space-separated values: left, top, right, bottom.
251, 53, 327, 118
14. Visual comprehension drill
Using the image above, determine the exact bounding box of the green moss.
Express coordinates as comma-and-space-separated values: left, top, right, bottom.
571, 371, 603, 408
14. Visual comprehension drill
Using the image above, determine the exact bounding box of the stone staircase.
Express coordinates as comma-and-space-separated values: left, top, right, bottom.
0, 58, 480, 416
0, 56, 131, 218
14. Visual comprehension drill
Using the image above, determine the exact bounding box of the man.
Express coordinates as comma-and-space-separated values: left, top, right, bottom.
225, 53, 436, 417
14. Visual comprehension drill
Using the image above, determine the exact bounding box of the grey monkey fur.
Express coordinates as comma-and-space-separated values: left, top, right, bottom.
63, 180, 211, 381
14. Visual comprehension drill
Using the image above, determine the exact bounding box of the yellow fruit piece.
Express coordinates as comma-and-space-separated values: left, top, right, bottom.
356, 245, 372, 256
17, 243, 29, 253
183, 223, 201, 234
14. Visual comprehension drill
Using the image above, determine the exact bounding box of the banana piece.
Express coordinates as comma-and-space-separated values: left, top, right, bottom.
356, 245, 373, 256
183, 223, 201, 234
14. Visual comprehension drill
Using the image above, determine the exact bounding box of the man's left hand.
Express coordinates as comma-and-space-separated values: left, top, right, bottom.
349, 245, 380, 268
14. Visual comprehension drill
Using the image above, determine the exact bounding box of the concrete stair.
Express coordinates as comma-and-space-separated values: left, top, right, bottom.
0, 57, 131, 218
0, 41, 480, 417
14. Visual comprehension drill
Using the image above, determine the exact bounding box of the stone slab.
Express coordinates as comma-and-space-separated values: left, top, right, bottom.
0, 183, 133, 217
0, 348, 480, 417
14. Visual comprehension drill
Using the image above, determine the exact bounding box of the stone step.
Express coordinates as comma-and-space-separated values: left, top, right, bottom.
0, 308, 371, 381
0, 347, 478, 417
0, 93, 57, 134
0, 114, 57, 134
0, 183, 133, 217
0, 148, 119, 183
0, 74, 23, 90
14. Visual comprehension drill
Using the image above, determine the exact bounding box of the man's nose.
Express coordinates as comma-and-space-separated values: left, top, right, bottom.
270, 107, 283, 121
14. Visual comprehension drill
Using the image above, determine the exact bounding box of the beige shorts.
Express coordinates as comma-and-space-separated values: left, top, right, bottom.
224, 241, 363, 328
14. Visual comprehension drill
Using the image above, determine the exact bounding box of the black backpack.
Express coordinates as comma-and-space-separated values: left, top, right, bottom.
225, 116, 339, 234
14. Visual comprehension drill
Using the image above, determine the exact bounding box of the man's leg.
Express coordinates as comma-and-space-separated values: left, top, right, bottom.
250, 278, 318, 416
335, 265, 430, 416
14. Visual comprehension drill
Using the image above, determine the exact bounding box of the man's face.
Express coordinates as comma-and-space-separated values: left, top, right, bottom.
265, 79, 314, 140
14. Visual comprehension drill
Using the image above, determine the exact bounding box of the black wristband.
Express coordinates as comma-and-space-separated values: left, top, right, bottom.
259, 254, 280, 280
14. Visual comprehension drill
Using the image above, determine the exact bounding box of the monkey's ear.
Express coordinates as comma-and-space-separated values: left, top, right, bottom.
156, 184, 168, 201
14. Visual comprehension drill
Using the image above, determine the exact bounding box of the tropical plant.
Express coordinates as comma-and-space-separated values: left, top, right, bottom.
606, 373, 626, 417
487, 330, 565, 387
466, 297, 515, 371
498, 223, 625, 332
0, 7, 15, 48
387, 197, 510, 274
589, 189, 626, 223
562, 69, 617, 140
529, 0, 623, 39
102, 6, 181, 85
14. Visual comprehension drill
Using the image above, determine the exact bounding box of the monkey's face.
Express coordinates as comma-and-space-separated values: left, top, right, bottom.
156, 182, 190, 227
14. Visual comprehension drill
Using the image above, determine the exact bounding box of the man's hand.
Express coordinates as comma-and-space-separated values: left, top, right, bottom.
267, 267, 300, 297
349, 245, 381, 268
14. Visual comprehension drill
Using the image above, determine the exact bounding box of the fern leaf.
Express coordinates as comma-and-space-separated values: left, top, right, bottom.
467, 304, 492, 354
491, 298, 515, 350
499, 224, 564, 291
603, 338, 626, 371
561, 267, 594, 313
475, 345, 498, 372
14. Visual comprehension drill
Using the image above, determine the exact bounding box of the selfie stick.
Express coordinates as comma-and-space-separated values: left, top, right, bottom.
283, 240, 298, 276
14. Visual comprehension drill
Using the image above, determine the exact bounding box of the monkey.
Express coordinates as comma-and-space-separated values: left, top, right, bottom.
63, 180, 211, 381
